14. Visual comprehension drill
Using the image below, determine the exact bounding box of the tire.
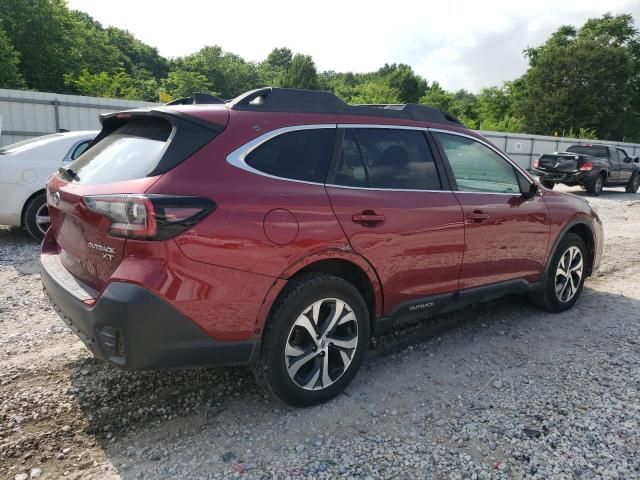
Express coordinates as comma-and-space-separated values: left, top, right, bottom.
585, 173, 605, 196
252, 273, 370, 407
625, 173, 640, 193
541, 180, 555, 190
529, 233, 587, 313
23, 193, 49, 241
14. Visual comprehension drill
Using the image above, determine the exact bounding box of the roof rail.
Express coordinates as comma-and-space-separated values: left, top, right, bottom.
166, 92, 225, 106
228, 87, 463, 126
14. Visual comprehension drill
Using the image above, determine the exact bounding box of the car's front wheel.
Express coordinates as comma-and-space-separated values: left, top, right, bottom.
529, 232, 587, 312
23, 192, 49, 241
253, 273, 370, 407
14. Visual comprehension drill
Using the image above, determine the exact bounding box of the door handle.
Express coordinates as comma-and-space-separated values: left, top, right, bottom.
352, 211, 385, 225
466, 210, 490, 222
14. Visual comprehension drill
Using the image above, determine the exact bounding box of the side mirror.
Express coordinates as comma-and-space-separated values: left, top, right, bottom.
522, 182, 539, 199
634, 156, 639, 164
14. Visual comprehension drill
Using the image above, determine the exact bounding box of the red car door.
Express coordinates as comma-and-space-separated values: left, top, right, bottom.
431, 131, 550, 290
326, 127, 465, 313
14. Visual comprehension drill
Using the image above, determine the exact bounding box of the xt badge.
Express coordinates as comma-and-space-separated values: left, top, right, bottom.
87, 242, 116, 261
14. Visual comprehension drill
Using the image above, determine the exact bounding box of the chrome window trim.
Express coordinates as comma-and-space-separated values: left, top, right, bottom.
337, 123, 427, 131
451, 190, 526, 196
325, 184, 452, 193
226, 124, 337, 186
226, 123, 535, 195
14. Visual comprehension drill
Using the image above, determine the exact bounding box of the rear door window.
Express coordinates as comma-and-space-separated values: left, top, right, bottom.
244, 128, 335, 183
70, 140, 91, 160
333, 130, 368, 187
70, 118, 172, 184
332, 128, 441, 190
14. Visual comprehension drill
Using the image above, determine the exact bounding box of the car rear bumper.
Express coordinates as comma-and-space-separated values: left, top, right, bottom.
40, 253, 259, 370
533, 169, 596, 184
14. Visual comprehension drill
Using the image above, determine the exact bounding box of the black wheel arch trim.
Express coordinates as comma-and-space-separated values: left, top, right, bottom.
543, 218, 596, 279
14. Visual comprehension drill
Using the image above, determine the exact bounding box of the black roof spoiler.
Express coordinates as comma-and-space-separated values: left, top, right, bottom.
228, 87, 464, 126
165, 92, 226, 106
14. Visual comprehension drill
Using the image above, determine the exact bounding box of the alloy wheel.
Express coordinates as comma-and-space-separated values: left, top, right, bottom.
35, 204, 50, 235
554, 246, 583, 303
284, 298, 359, 391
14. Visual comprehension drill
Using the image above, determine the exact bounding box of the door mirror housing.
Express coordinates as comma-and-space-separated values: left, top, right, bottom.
522, 182, 539, 199
634, 156, 639, 164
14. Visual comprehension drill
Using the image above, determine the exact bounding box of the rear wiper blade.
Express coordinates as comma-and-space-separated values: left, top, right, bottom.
58, 167, 79, 181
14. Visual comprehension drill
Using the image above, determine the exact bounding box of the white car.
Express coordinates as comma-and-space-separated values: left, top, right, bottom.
0, 131, 97, 239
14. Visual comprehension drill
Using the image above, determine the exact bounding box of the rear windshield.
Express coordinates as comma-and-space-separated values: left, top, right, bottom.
69, 118, 172, 184
567, 145, 608, 157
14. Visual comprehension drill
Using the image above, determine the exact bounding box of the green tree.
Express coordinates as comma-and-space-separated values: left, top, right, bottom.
178, 46, 259, 98
265, 47, 293, 70
349, 81, 400, 104
106, 27, 169, 79
476, 86, 523, 132
519, 13, 639, 140
161, 70, 211, 99
0, 27, 25, 88
420, 82, 454, 111
281, 54, 317, 89
377, 63, 427, 103
0, 0, 79, 91
64, 69, 143, 100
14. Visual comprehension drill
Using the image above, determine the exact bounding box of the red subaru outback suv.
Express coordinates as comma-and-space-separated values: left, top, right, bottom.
41, 88, 603, 406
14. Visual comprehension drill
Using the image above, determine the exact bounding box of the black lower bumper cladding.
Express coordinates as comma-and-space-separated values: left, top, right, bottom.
41, 258, 258, 370
533, 169, 596, 184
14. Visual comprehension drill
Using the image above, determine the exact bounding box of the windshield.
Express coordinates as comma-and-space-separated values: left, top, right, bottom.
0, 133, 65, 155
567, 145, 608, 158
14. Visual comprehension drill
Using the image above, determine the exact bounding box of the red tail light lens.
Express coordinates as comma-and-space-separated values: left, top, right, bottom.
579, 162, 593, 171
84, 194, 216, 240
533, 158, 540, 168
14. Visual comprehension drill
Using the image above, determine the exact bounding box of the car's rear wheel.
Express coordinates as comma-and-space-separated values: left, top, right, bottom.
529, 232, 587, 312
541, 180, 555, 189
253, 273, 369, 407
586, 173, 605, 196
23, 193, 49, 241
626, 173, 640, 193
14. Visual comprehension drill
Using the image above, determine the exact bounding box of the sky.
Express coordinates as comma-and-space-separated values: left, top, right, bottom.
68, 0, 640, 93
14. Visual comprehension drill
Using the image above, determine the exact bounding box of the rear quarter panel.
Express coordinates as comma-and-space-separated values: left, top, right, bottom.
147, 111, 354, 279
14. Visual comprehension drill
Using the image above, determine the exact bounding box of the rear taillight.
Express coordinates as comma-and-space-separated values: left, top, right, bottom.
84, 194, 216, 240
533, 158, 540, 168
579, 162, 593, 171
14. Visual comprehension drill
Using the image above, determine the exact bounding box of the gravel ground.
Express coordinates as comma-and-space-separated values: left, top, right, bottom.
1, 185, 639, 480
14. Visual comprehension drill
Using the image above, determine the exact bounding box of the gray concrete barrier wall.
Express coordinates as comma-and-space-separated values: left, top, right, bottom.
478, 130, 640, 170
0, 88, 157, 146
2, 88, 639, 168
